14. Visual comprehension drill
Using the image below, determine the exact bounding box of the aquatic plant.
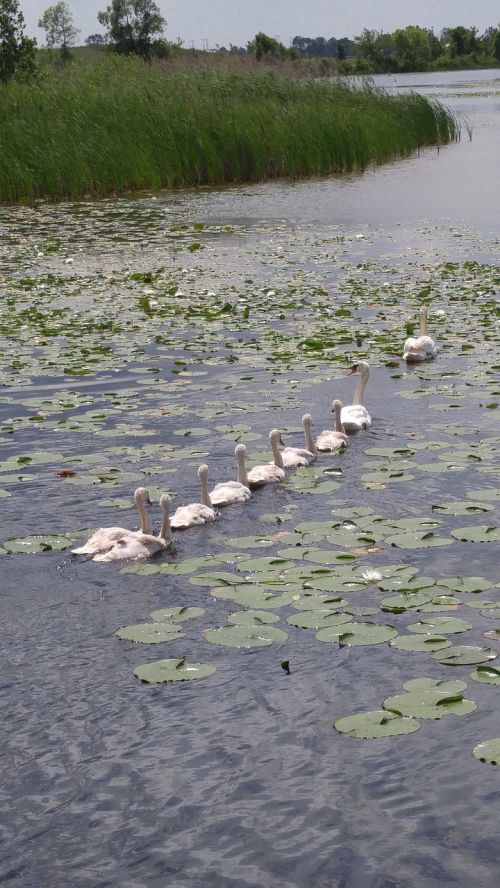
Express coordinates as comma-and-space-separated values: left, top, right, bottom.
0, 58, 459, 202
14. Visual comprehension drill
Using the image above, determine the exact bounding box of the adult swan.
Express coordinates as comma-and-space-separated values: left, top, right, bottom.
341, 361, 372, 432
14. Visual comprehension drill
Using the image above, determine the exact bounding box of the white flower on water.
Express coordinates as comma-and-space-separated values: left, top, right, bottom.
361, 568, 382, 583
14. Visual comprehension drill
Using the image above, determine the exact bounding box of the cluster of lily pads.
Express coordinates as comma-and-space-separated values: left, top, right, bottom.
1, 200, 499, 764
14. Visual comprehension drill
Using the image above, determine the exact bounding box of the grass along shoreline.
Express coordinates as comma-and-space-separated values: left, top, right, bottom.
0, 59, 459, 204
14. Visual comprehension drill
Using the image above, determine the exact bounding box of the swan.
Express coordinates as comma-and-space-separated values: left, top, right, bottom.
246, 429, 286, 488
72, 487, 155, 556
93, 494, 172, 562
209, 444, 252, 506
316, 400, 349, 451
171, 464, 216, 529
341, 361, 372, 431
281, 414, 317, 467
403, 306, 438, 362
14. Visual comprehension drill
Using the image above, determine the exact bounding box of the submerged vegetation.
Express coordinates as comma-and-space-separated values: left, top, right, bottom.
0, 58, 459, 203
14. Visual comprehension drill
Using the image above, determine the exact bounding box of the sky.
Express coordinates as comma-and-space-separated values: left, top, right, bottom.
21, 0, 500, 49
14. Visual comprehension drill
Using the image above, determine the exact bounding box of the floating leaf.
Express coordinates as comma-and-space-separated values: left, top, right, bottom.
407, 617, 472, 635
385, 531, 452, 549
403, 677, 467, 694
115, 623, 184, 644
227, 610, 280, 625
435, 576, 492, 594
433, 646, 497, 666
150, 606, 205, 623
450, 525, 500, 543
287, 610, 353, 630
205, 625, 288, 647
432, 500, 494, 515
383, 690, 476, 720
334, 710, 420, 739
133, 658, 216, 683
381, 592, 432, 613
390, 635, 451, 653
318, 621, 397, 646
4, 534, 75, 553
472, 738, 500, 765
470, 665, 500, 685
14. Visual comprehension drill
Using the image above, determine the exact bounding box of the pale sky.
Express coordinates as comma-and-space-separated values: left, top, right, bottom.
22, 0, 500, 49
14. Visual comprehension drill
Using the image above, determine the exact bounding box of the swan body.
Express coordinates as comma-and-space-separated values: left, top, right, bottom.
247, 429, 286, 488
171, 464, 216, 529
209, 444, 252, 506
281, 414, 317, 467
341, 361, 372, 431
316, 400, 349, 451
93, 494, 172, 562
72, 488, 172, 561
403, 306, 438, 362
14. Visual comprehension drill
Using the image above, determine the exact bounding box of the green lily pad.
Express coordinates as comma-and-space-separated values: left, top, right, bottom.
433, 645, 497, 666
407, 617, 472, 635
115, 623, 184, 643
150, 606, 205, 623
317, 621, 398, 646
403, 677, 467, 694
472, 738, 500, 765
377, 576, 436, 593
287, 611, 353, 630
415, 595, 460, 612
385, 531, 452, 549
205, 625, 288, 647
470, 665, 500, 685
464, 599, 500, 610
435, 576, 492, 594
334, 710, 421, 739
383, 690, 476, 720
227, 610, 280, 625
466, 489, 500, 502
133, 657, 216, 683
189, 571, 243, 586
450, 525, 500, 543
381, 592, 432, 613
4, 534, 75, 553
390, 635, 451, 653
432, 500, 494, 515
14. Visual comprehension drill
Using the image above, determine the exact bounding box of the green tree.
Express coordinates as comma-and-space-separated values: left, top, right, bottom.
355, 29, 394, 71
38, 2, 80, 60
97, 0, 165, 59
0, 0, 37, 81
393, 26, 432, 70
248, 32, 290, 61
495, 29, 500, 62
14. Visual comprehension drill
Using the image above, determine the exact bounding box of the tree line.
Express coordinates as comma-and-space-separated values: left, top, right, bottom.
1, 0, 499, 83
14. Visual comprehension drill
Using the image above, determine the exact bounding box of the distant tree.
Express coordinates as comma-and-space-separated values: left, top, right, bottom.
38, 2, 79, 60
0, 0, 37, 81
248, 32, 290, 61
85, 32, 107, 45
97, 0, 166, 59
495, 29, 500, 62
443, 26, 478, 57
393, 26, 432, 70
355, 29, 394, 71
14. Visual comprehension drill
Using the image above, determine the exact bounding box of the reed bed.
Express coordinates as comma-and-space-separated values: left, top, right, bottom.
0, 58, 459, 203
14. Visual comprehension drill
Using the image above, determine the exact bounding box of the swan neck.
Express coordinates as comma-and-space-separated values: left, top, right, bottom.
334, 403, 345, 433
236, 450, 249, 487
136, 495, 152, 534
353, 368, 368, 406
304, 421, 316, 454
159, 502, 171, 542
420, 307, 428, 336
200, 473, 213, 508
271, 435, 285, 469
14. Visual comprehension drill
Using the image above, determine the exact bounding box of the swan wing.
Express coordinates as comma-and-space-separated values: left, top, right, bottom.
247, 464, 285, 487
210, 481, 251, 506
281, 447, 315, 467
171, 503, 215, 529
341, 405, 372, 431
316, 431, 348, 452
72, 526, 132, 555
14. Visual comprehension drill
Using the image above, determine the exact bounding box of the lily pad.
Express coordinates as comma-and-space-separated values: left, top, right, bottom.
205, 624, 288, 647
432, 645, 497, 666
385, 531, 452, 549
403, 677, 467, 694
381, 592, 432, 613
133, 657, 216, 683
472, 738, 500, 765
470, 665, 500, 685
390, 635, 452, 653
407, 617, 472, 635
334, 710, 421, 739
115, 623, 184, 644
317, 621, 398, 646
383, 690, 476, 720
287, 611, 353, 630
435, 576, 492, 594
4, 534, 75, 553
450, 525, 500, 543
227, 610, 280, 625
150, 606, 205, 623
432, 500, 494, 515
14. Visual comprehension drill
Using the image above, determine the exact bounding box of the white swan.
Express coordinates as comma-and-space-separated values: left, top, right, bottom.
403, 306, 438, 362
316, 400, 349, 451
209, 444, 252, 506
246, 429, 286, 488
72, 487, 155, 556
93, 494, 172, 562
171, 464, 216, 529
281, 414, 317, 467
72, 487, 170, 561
341, 361, 372, 431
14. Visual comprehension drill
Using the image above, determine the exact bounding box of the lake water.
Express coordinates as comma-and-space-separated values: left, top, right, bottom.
1, 69, 500, 888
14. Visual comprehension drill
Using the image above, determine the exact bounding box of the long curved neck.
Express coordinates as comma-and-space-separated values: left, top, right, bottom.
420, 306, 428, 336
159, 502, 171, 542
236, 450, 249, 487
303, 420, 316, 454
353, 369, 368, 406
334, 404, 345, 434
136, 495, 152, 534
199, 473, 213, 508
270, 436, 285, 470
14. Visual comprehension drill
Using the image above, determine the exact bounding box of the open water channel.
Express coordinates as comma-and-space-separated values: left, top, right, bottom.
1, 69, 500, 888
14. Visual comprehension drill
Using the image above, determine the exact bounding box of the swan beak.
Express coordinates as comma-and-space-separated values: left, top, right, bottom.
348, 365, 358, 374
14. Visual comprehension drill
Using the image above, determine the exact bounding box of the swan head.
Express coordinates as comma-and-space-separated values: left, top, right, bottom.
331, 399, 343, 412
348, 360, 369, 376
159, 493, 171, 511
269, 429, 284, 447
302, 414, 313, 427
134, 487, 151, 506
198, 464, 209, 481
235, 443, 247, 457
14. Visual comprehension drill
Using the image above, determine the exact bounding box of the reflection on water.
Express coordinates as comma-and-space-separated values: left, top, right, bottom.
1, 71, 500, 887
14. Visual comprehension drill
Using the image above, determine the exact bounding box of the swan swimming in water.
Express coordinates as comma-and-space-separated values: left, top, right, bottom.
341, 361, 372, 431
246, 429, 286, 488
93, 494, 172, 562
316, 400, 349, 451
72, 488, 171, 561
281, 414, 317, 468
209, 444, 252, 506
171, 464, 216, 529
403, 306, 438, 362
